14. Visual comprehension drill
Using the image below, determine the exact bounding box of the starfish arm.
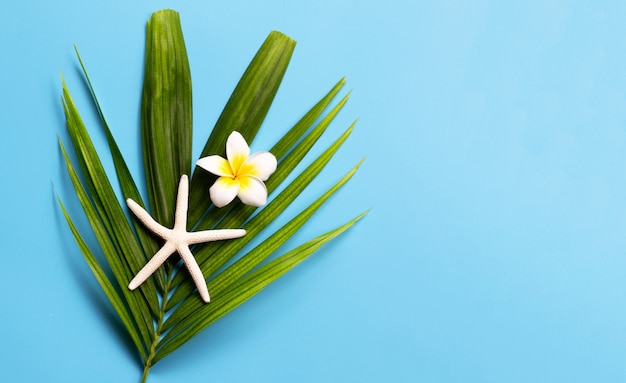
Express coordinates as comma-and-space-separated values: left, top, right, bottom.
186, 228, 247, 245
174, 175, 190, 231
128, 242, 176, 290
178, 245, 210, 303
126, 198, 170, 239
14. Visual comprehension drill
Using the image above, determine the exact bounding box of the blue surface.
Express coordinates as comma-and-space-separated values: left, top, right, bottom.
2, 1, 626, 382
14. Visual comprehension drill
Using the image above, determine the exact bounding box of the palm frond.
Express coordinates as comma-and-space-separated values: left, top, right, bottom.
188, 30, 296, 227
57, 9, 366, 382
142, 10, 192, 229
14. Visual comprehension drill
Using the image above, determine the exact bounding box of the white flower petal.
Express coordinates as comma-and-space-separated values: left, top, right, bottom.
196, 155, 232, 177
242, 151, 277, 181
237, 176, 268, 207
209, 176, 239, 208
226, 131, 250, 172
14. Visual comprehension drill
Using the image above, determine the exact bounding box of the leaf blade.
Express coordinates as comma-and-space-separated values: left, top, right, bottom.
188, 31, 296, 225
164, 157, 363, 329
167, 86, 351, 293
58, 139, 152, 358
57, 195, 147, 361
142, 9, 193, 227
155, 211, 367, 362
193, 80, 350, 233
74, 47, 165, 290
62, 80, 160, 316
165, 122, 357, 309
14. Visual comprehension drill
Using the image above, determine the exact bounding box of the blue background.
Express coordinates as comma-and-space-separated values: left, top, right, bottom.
2, 0, 626, 382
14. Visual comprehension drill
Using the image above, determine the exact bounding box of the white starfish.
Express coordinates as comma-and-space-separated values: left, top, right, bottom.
126, 174, 246, 303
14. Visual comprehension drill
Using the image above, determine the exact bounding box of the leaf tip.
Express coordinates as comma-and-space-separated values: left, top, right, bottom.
356, 156, 367, 168
352, 209, 370, 224
267, 30, 297, 48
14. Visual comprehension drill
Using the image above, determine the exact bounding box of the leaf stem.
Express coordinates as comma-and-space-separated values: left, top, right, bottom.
141, 267, 173, 383
141, 364, 150, 383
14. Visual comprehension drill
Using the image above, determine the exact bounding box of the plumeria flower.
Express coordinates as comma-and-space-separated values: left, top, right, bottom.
197, 131, 277, 208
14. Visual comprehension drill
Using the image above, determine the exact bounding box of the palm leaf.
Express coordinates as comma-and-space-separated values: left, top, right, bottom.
57, 9, 366, 383
74, 47, 165, 291
188, 30, 296, 227
164, 123, 358, 310
155, 210, 368, 362
142, 10, 192, 228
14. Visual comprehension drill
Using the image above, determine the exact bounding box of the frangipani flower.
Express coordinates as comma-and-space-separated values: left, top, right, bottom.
197, 131, 277, 208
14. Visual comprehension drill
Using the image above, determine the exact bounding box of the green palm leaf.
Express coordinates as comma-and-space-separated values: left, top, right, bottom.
57, 9, 366, 383
142, 10, 192, 229
188, 30, 295, 227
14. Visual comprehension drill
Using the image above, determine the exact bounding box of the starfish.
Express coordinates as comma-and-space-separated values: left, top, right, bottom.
126, 174, 246, 303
